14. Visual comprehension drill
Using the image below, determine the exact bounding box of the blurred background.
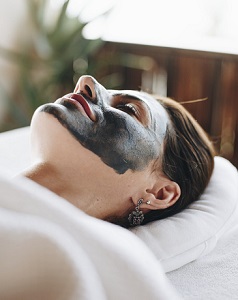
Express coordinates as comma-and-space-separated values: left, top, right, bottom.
0, 0, 237, 167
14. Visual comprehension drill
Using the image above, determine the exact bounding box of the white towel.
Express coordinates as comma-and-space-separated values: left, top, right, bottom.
0, 173, 181, 300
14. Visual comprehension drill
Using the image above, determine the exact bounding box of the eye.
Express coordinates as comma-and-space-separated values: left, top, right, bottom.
116, 103, 138, 116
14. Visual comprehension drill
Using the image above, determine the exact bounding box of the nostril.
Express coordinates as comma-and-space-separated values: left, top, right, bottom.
75, 75, 96, 100
85, 84, 92, 98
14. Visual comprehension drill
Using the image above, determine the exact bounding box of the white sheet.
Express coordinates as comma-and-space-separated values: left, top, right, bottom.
167, 222, 238, 299
0, 127, 31, 176
0, 173, 181, 300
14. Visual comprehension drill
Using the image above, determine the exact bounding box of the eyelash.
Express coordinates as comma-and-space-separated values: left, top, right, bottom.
116, 103, 138, 116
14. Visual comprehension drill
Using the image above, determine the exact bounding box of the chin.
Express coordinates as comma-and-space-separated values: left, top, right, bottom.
29, 106, 96, 168
30, 107, 72, 161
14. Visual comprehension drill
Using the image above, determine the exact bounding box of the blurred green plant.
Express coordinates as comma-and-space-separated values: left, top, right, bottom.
0, 0, 110, 131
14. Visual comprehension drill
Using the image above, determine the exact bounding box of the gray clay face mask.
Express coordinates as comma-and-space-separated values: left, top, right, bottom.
38, 76, 169, 174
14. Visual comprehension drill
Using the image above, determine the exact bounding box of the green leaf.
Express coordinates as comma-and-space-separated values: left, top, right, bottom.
53, 0, 70, 34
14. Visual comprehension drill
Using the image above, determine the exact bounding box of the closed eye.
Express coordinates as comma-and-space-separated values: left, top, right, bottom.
116, 103, 138, 117
111, 94, 151, 127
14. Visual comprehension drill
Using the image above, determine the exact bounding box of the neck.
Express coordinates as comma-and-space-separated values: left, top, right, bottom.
21, 162, 97, 215
22, 162, 65, 196
21, 161, 131, 224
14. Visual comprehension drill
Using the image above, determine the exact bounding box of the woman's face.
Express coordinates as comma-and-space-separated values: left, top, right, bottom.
37, 76, 169, 174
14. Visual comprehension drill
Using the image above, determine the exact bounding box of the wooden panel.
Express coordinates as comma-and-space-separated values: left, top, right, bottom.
235, 112, 238, 167
219, 61, 238, 165
167, 55, 218, 133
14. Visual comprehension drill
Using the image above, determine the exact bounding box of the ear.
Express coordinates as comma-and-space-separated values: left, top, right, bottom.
141, 181, 181, 211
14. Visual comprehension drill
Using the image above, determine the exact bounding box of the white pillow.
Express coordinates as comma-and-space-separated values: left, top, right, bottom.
130, 156, 238, 272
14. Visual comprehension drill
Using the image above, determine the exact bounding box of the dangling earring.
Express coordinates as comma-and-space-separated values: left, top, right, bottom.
128, 198, 144, 226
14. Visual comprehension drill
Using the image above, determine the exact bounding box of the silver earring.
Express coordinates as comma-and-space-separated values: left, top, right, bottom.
128, 198, 144, 226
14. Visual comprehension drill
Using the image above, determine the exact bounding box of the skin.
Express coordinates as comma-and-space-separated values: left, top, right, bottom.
38, 76, 169, 174
22, 76, 180, 225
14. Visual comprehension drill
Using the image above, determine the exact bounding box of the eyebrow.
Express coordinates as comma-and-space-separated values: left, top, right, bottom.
112, 93, 144, 102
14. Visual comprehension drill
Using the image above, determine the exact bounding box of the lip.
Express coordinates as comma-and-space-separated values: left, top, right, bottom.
58, 93, 96, 122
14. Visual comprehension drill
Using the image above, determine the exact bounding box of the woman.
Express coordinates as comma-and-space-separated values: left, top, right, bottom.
22, 75, 215, 227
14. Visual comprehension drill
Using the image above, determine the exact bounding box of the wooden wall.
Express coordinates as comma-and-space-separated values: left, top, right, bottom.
101, 41, 238, 168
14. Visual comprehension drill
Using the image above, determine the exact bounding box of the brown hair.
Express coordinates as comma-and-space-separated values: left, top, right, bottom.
142, 97, 216, 225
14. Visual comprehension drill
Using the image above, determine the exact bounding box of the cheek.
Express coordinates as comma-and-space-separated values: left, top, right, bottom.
124, 129, 160, 165
91, 115, 161, 174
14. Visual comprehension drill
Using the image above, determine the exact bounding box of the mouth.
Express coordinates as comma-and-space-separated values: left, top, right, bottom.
56, 93, 96, 122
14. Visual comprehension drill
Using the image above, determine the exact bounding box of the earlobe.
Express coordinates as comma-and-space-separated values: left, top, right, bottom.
142, 182, 181, 210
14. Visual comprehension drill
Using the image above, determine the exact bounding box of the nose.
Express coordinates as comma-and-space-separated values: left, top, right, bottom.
74, 75, 96, 101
